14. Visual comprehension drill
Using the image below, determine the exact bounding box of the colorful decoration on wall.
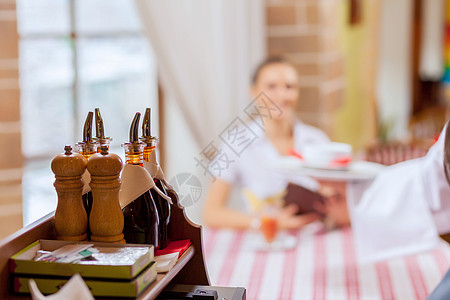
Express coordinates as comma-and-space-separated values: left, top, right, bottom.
442, 0, 450, 83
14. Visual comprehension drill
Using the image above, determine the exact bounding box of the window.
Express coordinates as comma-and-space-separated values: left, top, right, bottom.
18, 0, 158, 225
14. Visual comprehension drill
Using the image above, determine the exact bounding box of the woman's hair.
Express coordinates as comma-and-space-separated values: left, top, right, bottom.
251, 56, 294, 84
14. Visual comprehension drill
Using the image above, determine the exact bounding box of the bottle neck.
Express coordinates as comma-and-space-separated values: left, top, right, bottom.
94, 138, 111, 153
80, 152, 95, 160
76, 142, 98, 160
123, 142, 144, 166
143, 146, 157, 164
125, 150, 143, 166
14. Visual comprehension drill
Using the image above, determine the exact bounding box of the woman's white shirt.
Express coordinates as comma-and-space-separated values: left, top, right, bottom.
216, 120, 330, 202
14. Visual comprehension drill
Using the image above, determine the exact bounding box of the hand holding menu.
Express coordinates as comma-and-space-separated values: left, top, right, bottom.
283, 183, 325, 216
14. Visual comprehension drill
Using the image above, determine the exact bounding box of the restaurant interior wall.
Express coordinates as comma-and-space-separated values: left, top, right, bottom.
0, 0, 23, 239
266, 0, 381, 151
265, 0, 346, 139
333, 0, 379, 151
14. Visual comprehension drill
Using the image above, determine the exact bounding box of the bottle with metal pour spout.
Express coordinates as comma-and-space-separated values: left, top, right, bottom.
121, 112, 160, 247
75, 112, 99, 221
140, 108, 171, 249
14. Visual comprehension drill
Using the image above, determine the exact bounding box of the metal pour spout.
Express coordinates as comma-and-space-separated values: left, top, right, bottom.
94, 108, 105, 139
140, 108, 159, 149
83, 111, 94, 142
130, 112, 141, 143
142, 108, 151, 138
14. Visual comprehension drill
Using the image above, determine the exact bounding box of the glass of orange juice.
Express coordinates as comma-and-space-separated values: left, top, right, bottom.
259, 205, 278, 245
243, 188, 284, 249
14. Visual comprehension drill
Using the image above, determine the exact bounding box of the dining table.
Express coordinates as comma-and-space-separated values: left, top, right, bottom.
203, 222, 450, 300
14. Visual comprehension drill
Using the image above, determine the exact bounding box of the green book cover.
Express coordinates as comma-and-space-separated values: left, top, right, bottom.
10, 240, 154, 280
14, 262, 157, 297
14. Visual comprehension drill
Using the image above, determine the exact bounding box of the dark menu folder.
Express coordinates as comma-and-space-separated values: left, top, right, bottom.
283, 183, 325, 215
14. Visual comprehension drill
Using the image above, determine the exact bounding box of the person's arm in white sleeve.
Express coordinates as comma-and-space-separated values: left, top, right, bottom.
203, 178, 256, 229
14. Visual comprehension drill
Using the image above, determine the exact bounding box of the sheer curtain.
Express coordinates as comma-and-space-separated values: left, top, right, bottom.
376, 0, 413, 140
419, 0, 445, 80
135, 0, 266, 222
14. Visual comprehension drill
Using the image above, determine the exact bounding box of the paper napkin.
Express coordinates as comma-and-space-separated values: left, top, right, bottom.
143, 161, 173, 204
29, 273, 94, 300
81, 170, 91, 195
154, 252, 178, 273
119, 164, 170, 208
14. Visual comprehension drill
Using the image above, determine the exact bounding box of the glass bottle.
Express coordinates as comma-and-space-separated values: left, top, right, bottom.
122, 112, 160, 247
75, 111, 99, 221
141, 108, 171, 249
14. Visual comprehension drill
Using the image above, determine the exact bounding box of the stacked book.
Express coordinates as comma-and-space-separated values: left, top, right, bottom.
10, 239, 157, 298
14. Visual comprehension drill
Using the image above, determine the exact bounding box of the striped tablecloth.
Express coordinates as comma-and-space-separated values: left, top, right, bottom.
203, 223, 450, 300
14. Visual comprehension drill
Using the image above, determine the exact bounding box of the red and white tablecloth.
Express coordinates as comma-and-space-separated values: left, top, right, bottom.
203, 223, 450, 300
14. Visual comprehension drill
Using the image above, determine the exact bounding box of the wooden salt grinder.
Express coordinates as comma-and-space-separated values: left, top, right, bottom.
87, 146, 125, 243
51, 145, 88, 241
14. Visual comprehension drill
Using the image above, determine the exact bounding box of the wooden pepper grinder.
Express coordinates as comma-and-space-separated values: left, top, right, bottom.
87, 146, 125, 243
51, 145, 88, 241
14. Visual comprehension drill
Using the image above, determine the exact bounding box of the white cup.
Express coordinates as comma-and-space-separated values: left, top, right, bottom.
301, 142, 353, 169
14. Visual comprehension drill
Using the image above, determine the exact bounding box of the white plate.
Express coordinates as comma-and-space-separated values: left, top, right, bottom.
269, 157, 386, 181
247, 232, 297, 251
302, 161, 350, 171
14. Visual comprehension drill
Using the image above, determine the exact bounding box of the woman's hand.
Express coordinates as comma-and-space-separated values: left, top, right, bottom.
276, 204, 321, 229
315, 184, 351, 228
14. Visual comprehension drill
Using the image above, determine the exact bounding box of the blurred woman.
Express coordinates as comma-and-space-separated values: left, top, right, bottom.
202, 57, 342, 230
